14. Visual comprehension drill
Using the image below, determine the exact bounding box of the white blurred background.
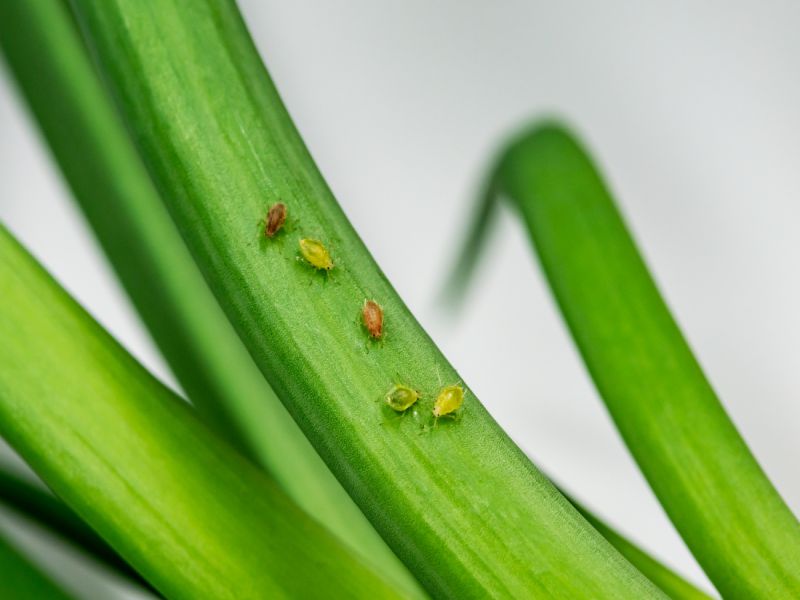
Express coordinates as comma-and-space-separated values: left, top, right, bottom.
2, 1, 800, 597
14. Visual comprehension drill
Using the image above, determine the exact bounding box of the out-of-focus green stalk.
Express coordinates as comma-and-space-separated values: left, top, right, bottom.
0, 531, 74, 599
0, 469, 149, 589
0, 225, 407, 599
67, 0, 667, 596
0, 0, 418, 589
450, 121, 800, 598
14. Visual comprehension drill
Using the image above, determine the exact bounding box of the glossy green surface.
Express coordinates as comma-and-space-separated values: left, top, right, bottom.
0, 532, 73, 600
0, 469, 145, 588
68, 0, 665, 596
0, 227, 404, 599
570, 501, 711, 600
0, 1, 413, 585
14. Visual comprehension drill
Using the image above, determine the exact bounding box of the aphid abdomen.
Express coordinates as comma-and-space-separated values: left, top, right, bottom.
362, 300, 384, 339
385, 384, 419, 412
433, 385, 464, 418
265, 202, 287, 237
299, 238, 334, 270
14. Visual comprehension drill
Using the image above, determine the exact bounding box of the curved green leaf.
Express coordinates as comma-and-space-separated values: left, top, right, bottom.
452, 121, 800, 598
0, 226, 405, 599
0, 532, 73, 600
67, 0, 667, 597
562, 492, 712, 600
0, 1, 416, 588
0, 469, 149, 589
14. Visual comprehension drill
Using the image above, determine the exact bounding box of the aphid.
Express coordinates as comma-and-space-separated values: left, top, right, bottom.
433, 384, 464, 418
264, 202, 287, 237
362, 300, 384, 339
385, 384, 419, 412
298, 238, 334, 270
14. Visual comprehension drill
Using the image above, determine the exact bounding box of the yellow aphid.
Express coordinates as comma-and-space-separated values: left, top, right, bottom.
385, 384, 419, 412
433, 385, 464, 418
299, 238, 333, 270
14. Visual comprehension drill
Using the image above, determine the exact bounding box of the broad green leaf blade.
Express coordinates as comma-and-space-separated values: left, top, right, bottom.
0, 469, 148, 590
0, 1, 417, 588
0, 532, 74, 600
0, 226, 406, 599
68, 0, 666, 596
469, 122, 800, 598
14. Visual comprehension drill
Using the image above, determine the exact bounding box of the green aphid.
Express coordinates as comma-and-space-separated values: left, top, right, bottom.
385, 384, 419, 412
433, 384, 464, 418
298, 238, 334, 270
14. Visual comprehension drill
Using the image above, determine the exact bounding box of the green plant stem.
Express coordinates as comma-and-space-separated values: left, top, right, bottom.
0, 469, 151, 589
0, 226, 406, 599
0, 531, 74, 600
2, 2, 688, 595
575, 509, 710, 600
66, 0, 669, 597
453, 121, 800, 598
0, 1, 416, 587
562, 493, 712, 600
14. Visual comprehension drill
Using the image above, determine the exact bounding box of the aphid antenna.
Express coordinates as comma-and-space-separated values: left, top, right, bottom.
432, 364, 466, 389
379, 402, 411, 427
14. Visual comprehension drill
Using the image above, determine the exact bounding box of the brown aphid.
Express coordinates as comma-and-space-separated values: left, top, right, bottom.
264, 202, 287, 237
362, 300, 384, 339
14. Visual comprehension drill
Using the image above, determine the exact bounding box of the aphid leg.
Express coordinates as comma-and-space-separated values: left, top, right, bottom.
381, 408, 406, 427
419, 415, 436, 434
256, 218, 271, 248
